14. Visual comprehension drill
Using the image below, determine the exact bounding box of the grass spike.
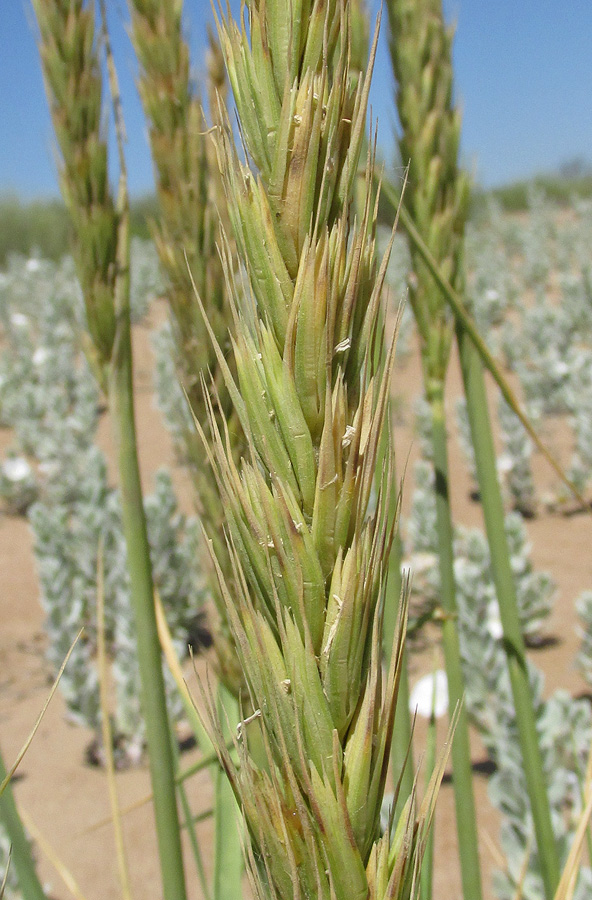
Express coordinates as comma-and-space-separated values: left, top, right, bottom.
186, 2, 446, 897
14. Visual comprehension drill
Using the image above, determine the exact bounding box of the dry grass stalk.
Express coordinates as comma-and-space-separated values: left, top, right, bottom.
189, 2, 444, 896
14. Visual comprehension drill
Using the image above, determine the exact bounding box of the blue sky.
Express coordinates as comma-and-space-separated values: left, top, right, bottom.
1, 1, 591, 198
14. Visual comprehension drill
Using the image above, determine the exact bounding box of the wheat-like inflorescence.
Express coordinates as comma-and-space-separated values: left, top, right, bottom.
193, 3, 445, 898
32, 0, 118, 379
388, 0, 470, 388
127, 0, 245, 693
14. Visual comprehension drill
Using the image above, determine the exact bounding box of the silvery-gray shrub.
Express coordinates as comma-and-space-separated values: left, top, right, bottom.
0, 247, 201, 764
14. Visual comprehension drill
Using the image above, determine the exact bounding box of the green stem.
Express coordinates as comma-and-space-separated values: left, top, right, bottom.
457, 331, 560, 899
110, 300, 187, 900
172, 739, 212, 900
428, 384, 483, 900
0, 743, 47, 900
99, 19, 187, 898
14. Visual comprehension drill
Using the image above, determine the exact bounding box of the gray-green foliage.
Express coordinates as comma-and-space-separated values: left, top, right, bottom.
504, 322, 592, 501
412, 396, 435, 461
129, 237, 164, 323
405, 462, 554, 644
30, 463, 201, 762
566, 350, 592, 493
0, 254, 99, 515
490, 689, 592, 900
0, 242, 161, 449
446, 193, 592, 508
520, 186, 555, 289
0, 246, 201, 763
502, 299, 573, 419
497, 397, 536, 517
495, 193, 592, 498
0, 244, 161, 494
405, 458, 592, 899
406, 460, 438, 558
575, 591, 592, 686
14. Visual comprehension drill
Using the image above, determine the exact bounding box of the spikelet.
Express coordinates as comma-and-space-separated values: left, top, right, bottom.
194, 3, 448, 897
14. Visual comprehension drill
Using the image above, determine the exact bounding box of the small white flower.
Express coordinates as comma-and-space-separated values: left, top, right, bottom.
10, 312, 29, 329
26, 258, 41, 273
409, 670, 448, 719
33, 347, 49, 366
486, 600, 503, 640
497, 453, 514, 475
553, 360, 569, 378
3, 457, 33, 482
485, 288, 499, 301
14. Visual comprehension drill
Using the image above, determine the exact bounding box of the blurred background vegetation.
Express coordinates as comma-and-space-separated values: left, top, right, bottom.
4, 161, 589, 267
0, 193, 158, 266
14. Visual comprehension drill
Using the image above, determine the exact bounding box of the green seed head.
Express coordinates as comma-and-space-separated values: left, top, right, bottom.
193, 3, 445, 898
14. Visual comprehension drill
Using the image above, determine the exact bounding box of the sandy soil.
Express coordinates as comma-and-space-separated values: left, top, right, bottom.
1, 300, 590, 900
